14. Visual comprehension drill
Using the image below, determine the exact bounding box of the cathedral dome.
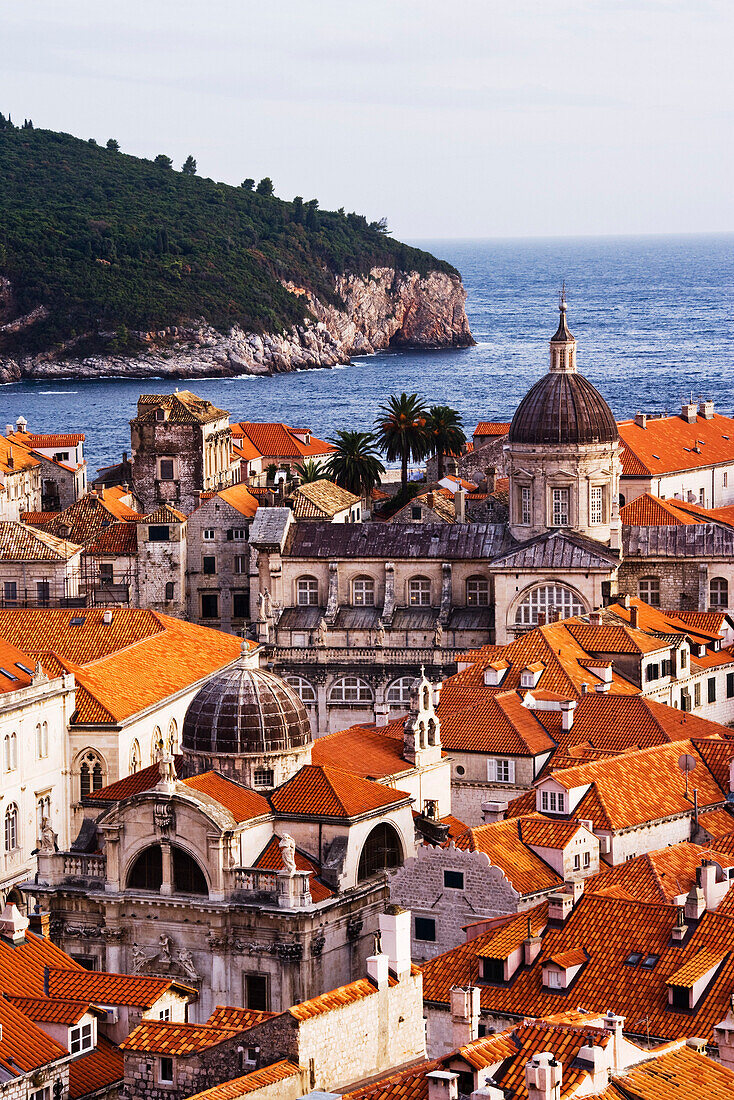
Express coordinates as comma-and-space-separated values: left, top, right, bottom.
182, 666, 312, 758
508, 371, 619, 446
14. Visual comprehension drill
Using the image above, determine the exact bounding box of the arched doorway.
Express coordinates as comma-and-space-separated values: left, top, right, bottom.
357, 822, 403, 882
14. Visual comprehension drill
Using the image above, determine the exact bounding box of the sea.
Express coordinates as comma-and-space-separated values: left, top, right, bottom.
2, 235, 734, 476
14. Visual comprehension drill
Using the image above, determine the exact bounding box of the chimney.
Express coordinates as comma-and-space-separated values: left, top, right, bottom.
481, 801, 507, 824
672, 906, 688, 942
547, 893, 573, 923
5, 425, 12, 437
454, 488, 466, 523
366, 951, 389, 990
379, 906, 412, 981
16, 416, 27, 433
44, 965, 50, 996
450, 985, 480, 1047
681, 402, 698, 424
687, 1037, 707, 1053
603, 1012, 625, 1071
620, 594, 630, 609
102, 609, 113, 625
581, 682, 589, 694
729, 758, 734, 795
427, 492, 435, 510
699, 400, 715, 420
525, 1053, 562, 1100
634, 412, 647, 429
28, 909, 50, 939
697, 861, 720, 910
629, 605, 639, 628
576, 1045, 608, 1090
685, 885, 706, 921
589, 610, 603, 627
523, 914, 542, 966
0, 904, 29, 946
427, 1072, 458, 1100
485, 466, 497, 493
560, 699, 577, 731
536, 612, 546, 627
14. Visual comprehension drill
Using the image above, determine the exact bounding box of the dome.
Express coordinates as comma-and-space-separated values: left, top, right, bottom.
508, 371, 619, 446
182, 666, 312, 757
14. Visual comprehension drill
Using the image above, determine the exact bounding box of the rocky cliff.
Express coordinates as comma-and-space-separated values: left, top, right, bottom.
0, 267, 472, 383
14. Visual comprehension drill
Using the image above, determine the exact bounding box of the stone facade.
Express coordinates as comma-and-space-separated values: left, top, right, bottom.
136, 512, 188, 618
186, 496, 252, 631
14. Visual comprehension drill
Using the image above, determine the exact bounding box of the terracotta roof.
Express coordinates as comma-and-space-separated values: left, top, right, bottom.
231, 423, 334, 459
0, 521, 82, 561
135, 392, 228, 425
391, 490, 456, 524
665, 949, 725, 987
473, 422, 511, 437
212, 483, 259, 519
19, 511, 59, 526
13, 432, 85, 447
0, 995, 69, 1077
90, 758, 182, 801
7, 997, 94, 1025
312, 720, 410, 780
253, 835, 333, 902
473, 905, 549, 960
205, 1007, 275, 1029
421, 892, 734, 1043
438, 691, 556, 756
288, 977, 381, 1021
86, 522, 138, 555
0, 928, 82, 996
454, 818, 563, 897
605, 599, 727, 643
697, 808, 734, 840
120, 1021, 239, 1054
47, 969, 186, 1008
588, 843, 734, 905
604, 1043, 734, 1100
185, 1061, 301, 1100
43, 494, 141, 546
143, 504, 187, 523
618, 411, 734, 477
292, 479, 359, 519
620, 493, 708, 526
342, 1058, 441, 1100
545, 947, 588, 969
0, 436, 41, 475
183, 772, 272, 822
68, 1035, 124, 1100
269, 764, 412, 819
0, 636, 42, 695
519, 816, 589, 849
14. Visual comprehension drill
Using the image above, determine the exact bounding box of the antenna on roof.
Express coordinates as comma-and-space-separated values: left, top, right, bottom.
678, 752, 697, 799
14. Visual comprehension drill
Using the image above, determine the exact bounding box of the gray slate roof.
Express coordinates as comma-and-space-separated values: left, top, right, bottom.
286, 522, 514, 560
623, 523, 734, 558
249, 507, 292, 549
490, 530, 619, 570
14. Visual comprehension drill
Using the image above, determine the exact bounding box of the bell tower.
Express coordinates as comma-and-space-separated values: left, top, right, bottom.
549, 284, 577, 373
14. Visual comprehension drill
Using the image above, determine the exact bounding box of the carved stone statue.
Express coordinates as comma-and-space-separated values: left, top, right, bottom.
158, 753, 177, 786
263, 588, 272, 619
131, 943, 148, 974
279, 833, 297, 875
375, 621, 386, 647
316, 617, 328, 647
39, 818, 57, 852
433, 620, 443, 647
158, 932, 172, 965
177, 947, 198, 981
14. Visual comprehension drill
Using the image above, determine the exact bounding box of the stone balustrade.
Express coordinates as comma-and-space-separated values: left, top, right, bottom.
272, 645, 461, 666
37, 850, 106, 887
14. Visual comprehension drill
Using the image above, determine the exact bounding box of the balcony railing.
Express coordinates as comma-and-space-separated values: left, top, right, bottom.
230, 867, 278, 900
36, 850, 106, 888
271, 646, 463, 666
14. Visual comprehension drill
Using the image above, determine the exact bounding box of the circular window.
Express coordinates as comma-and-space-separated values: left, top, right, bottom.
456, 765, 465, 776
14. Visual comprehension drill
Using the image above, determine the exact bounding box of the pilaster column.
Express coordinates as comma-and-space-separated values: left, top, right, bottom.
160, 840, 173, 896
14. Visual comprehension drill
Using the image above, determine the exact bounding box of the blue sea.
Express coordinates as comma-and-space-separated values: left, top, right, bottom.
2, 235, 734, 476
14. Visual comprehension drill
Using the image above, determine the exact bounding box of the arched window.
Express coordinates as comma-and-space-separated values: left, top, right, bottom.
79, 751, 104, 800
4, 805, 18, 852
514, 584, 585, 627
284, 675, 317, 703
172, 846, 208, 895
296, 576, 319, 606
357, 823, 403, 882
329, 676, 373, 703
3, 734, 17, 772
466, 576, 490, 606
35, 722, 49, 759
710, 577, 729, 609
408, 577, 431, 606
151, 727, 164, 762
130, 739, 141, 774
168, 719, 179, 753
639, 576, 661, 608
127, 846, 163, 891
386, 677, 415, 706
126, 845, 208, 896
352, 576, 376, 607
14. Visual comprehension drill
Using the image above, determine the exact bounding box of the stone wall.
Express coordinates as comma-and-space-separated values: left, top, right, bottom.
616, 559, 707, 612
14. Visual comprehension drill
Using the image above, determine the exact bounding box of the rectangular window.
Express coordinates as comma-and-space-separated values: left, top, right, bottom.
708, 677, 717, 703
694, 682, 702, 708
583, 851, 591, 868
443, 870, 464, 890
727, 672, 734, 699
3, 582, 17, 604
148, 525, 170, 542
202, 556, 216, 575
234, 554, 247, 574
541, 791, 549, 811
639, 577, 661, 608
415, 916, 436, 942
201, 593, 219, 619
699, 488, 705, 505
70, 1022, 93, 1054
159, 1009, 171, 1021
545, 791, 565, 813
681, 649, 688, 668
725, 472, 729, 488
411, 506, 422, 520
645, 664, 660, 682
245, 973, 269, 1011
297, 578, 319, 606
253, 768, 274, 787
573, 854, 580, 871
496, 758, 513, 784
203, 528, 215, 541
36, 580, 50, 604
680, 690, 691, 712
159, 1058, 174, 1084
233, 592, 248, 619
521, 486, 531, 526
590, 485, 603, 525
551, 488, 569, 527
230, 528, 247, 540
292, 632, 309, 648
159, 459, 175, 481
481, 958, 504, 983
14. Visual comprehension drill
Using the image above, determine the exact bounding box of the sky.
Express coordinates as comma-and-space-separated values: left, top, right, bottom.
4, 0, 734, 239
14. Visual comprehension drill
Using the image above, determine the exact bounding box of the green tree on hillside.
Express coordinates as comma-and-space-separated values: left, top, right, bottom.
426, 405, 466, 480
241, 178, 255, 190
292, 196, 304, 223
106, 138, 119, 151
325, 431, 385, 498
181, 155, 197, 175
154, 154, 173, 169
256, 177, 274, 196
375, 393, 430, 494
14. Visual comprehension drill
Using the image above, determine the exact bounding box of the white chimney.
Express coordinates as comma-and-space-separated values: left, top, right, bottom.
454, 488, 466, 523
450, 985, 480, 1048
589, 610, 603, 626
5, 425, 12, 437
427, 1071, 458, 1100
15, 416, 27, 433
366, 951, 389, 990
525, 1053, 562, 1100
560, 700, 576, 731
103, 609, 113, 625
699, 401, 715, 420
481, 801, 507, 824
684, 885, 706, 921
603, 1011, 625, 1071
379, 906, 412, 981
729, 758, 734, 794
634, 412, 647, 429
0, 904, 29, 945
681, 402, 698, 424
577, 1044, 609, 1089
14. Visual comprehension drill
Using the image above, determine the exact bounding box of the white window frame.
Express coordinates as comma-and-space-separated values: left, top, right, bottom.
296, 577, 319, 606
521, 486, 532, 526
408, 577, 431, 606
466, 577, 489, 606
70, 1021, 94, 1054
488, 758, 515, 784
386, 676, 415, 705
515, 584, 585, 627
352, 576, 376, 607
284, 675, 317, 703
639, 576, 661, 608
231, 528, 247, 540
551, 487, 570, 527
234, 554, 247, 574
4, 804, 18, 852
329, 676, 373, 703
590, 485, 604, 525
203, 528, 215, 541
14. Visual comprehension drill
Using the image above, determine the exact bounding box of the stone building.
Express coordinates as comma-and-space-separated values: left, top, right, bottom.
0, 522, 83, 607
27, 659, 423, 1021
0, 434, 41, 520
8, 419, 87, 510
186, 483, 259, 631
131, 392, 239, 515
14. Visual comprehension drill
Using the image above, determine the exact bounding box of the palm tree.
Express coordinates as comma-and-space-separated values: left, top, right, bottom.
375, 393, 430, 494
426, 405, 467, 480
294, 459, 321, 484
324, 431, 385, 498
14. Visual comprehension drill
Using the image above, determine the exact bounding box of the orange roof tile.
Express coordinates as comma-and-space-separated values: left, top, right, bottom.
697, 808, 734, 840
438, 691, 556, 756
0, 995, 69, 1076
620, 493, 705, 526
454, 818, 563, 897
183, 772, 271, 822
288, 977, 380, 1021
120, 1021, 239, 1055
269, 764, 412, 819
7, 997, 95, 1025
86, 522, 138, 555
605, 1044, 734, 1099
665, 949, 725, 988
618, 411, 734, 477
205, 1007, 275, 1029
311, 720, 410, 780
0, 929, 82, 996
519, 816, 588, 849
68, 1036, 124, 1100
545, 947, 588, 969
47, 969, 188, 1008
185, 1061, 301, 1100
473, 422, 511, 438
292, 479, 360, 519
142, 504, 187, 523
0, 522, 82, 561
0, 436, 41, 475
473, 905, 549, 960
232, 423, 334, 460
587, 843, 734, 905
213, 483, 259, 518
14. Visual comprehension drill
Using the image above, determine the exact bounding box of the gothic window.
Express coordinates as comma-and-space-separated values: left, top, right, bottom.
551, 487, 570, 527
639, 576, 661, 608
36, 794, 52, 836
352, 576, 375, 606
710, 577, 729, 609
466, 576, 489, 606
152, 727, 164, 762
172, 846, 208, 895
296, 576, 319, 606
130, 739, 141, 774
514, 584, 585, 627
3, 733, 17, 772
329, 676, 373, 703
168, 719, 179, 753
357, 823, 403, 882
36, 722, 49, 759
408, 577, 431, 606
79, 751, 104, 800
284, 675, 317, 703
386, 676, 415, 705
4, 804, 18, 852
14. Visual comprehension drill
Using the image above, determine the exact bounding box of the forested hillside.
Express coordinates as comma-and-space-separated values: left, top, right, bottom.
0, 121, 455, 356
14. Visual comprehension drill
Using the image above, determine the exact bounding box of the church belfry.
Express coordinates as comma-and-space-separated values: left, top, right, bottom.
549, 285, 577, 373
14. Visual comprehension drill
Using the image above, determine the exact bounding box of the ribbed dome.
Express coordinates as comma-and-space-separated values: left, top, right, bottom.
182, 666, 312, 756
509, 371, 618, 446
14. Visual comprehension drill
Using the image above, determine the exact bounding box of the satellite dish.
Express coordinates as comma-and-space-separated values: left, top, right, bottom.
678, 753, 697, 798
